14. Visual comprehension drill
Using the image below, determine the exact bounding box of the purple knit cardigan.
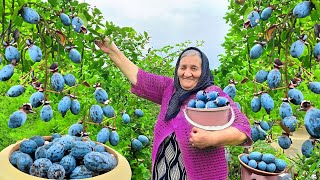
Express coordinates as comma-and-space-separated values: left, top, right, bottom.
131, 69, 252, 180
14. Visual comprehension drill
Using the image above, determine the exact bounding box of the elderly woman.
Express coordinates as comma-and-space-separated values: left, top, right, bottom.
95, 38, 252, 180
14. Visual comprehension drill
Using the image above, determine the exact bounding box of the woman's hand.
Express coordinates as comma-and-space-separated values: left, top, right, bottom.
189, 127, 220, 149
94, 37, 117, 55
94, 37, 139, 85
189, 126, 248, 149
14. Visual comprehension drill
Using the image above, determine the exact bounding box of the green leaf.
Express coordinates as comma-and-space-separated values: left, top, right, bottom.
239, 4, 249, 14
78, 13, 88, 27
310, 162, 316, 172
310, 10, 319, 22
17, 0, 26, 6
44, 36, 52, 46
6, 4, 13, 13
93, 7, 102, 16
83, 10, 92, 21
311, 0, 320, 16
243, 7, 254, 21
13, 15, 23, 27
48, 0, 58, 7
280, 31, 288, 42
11, 4, 24, 22
88, 28, 101, 37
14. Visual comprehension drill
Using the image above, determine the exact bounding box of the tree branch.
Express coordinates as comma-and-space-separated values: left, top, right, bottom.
1, 0, 5, 42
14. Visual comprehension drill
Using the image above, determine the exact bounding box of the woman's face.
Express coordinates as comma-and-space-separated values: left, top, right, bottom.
177, 55, 202, 90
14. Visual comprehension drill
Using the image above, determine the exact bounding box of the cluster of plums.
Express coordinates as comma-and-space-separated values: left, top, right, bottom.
187, 90, 229, 109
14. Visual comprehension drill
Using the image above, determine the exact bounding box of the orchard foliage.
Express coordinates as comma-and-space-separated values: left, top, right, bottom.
0, 0, 199, 179
219, 0, 320, 144
221, 0, 320, 179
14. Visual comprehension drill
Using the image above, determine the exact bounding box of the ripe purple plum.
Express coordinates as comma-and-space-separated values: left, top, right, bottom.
70, 99, 81, 115
28, 45, 42, 62
58, 96, 71, 117
64, 73, 76, 87
96, 128, 110, 144
21, 7, 40, 24
293, 1, 313, 18
30, 91, 44, 108
60, 13, 71, 26
0, 64, 15, 81
69, 48, 81, 63
40, 102, 53, 122
5, 46, 20, 62
7, 85, 25, 97
109, 130, 119, 146
261, 7, 273, 20
90, 105, 103, 123
250, 44, 263, 59
51, 72, 65, 92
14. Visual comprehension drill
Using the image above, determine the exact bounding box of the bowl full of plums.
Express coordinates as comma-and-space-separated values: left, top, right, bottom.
184, 90, 235, 131
0, 134, 131, 180
238, 151, 288, 176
